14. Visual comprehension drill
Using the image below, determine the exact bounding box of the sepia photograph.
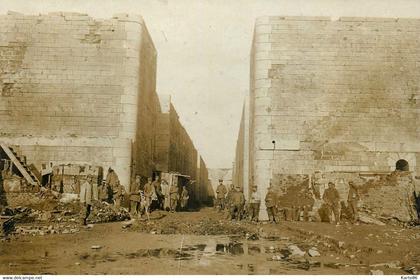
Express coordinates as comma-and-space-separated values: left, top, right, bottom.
0, 0, 419, 277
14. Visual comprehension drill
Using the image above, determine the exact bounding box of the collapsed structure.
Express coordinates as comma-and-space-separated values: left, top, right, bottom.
233, 16, 420, 221
0, 12, 209, 206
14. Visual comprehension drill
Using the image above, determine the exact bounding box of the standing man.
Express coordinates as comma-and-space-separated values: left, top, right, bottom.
322, 182, 341, 225
129, 175, 141, 217
229, 185, 245, 221
144, 177, 155, 211
161, 179, 171, 211
105, 167, 119, 204
152, 176, 163, 209
80, 175, 95, 226
169, 183, 179, 213
265, 185, 277, 224
249, 185, 261, 222
215, 179, 227, 212
347, 181, 360, 224
180, 186, 189, 211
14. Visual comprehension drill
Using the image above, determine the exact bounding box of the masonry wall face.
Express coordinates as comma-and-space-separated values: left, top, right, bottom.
249, 16, 420, 219
0, 12, 158, 188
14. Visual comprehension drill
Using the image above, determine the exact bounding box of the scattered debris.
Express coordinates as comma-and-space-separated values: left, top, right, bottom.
287, 245, 306, 258
359, 214, 386, 226
403, 266, 418, 275
308, 248, 320, 257
369, 269, 384, 275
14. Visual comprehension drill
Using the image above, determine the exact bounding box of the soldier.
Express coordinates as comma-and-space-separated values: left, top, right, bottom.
143, 177, 155, 211
347, 181, 360, 224
161, 179, 171, 211
80, 175, 95, 226
322, 182, 341, 225
249, 185, 261, 222
215, 179, 227, 212
105, 167, 119, 204
180, 186, 189, 211
225, 184, 235, 218
152, 176, 163, 209
129, 175, 141, 217
229, 185, 245, 221
169, 183, 179, 212
265, 185, 277, 224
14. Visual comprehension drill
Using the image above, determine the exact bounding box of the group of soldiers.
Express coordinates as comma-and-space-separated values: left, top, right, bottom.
321, 181, 360, 225
79, 168, 190, 225
214, 179, 361, 225
214, 179, 278, 224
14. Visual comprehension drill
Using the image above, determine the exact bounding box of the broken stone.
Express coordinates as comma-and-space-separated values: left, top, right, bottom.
288, 245, 305, 257
91, 245, 102, 250
370, 270, 384, 275
403, 266, 418, 275
122, 220, 134, 229
271, 254, 284, 261
359, 214, 385, 226
338, 241, 344, 248
308, 248, 320, 257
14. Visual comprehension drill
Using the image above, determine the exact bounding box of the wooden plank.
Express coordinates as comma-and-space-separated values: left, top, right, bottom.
0, 142, 39, 186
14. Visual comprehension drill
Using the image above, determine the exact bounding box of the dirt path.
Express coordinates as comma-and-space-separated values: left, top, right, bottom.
0, 207, 418, 275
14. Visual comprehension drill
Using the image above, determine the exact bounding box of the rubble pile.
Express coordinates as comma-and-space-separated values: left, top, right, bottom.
358, 172, 418, 225
15, 224, 80, 236
87, 201, 130, 224
1, 216, 15, 237
132, 216, 254, 236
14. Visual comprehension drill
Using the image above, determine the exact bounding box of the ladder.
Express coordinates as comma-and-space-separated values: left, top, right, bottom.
0, 142, 41, 186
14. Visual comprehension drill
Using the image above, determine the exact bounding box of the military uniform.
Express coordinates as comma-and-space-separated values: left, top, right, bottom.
229, 189, 245, 221
80, 179, 94, 225
129, 179, 141, 215
169, 185, 179, 212
249, 190, 261, 222
265, 190, 277, 223
105, 170, 119, 203
322, 185, 341, 224
215, 183, 227, 211
347, 183, 360, 222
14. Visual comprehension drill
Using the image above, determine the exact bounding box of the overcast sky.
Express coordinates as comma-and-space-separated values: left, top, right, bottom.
1, 0, 420, 168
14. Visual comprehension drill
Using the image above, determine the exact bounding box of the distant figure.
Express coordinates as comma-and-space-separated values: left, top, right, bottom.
98, 179, 108, 202
105, 167, 120, 203
161, 179, 171, 211
347, 181, 360, 224
139, 190, 150, 220
180, 186, 189, 211
80, 175, 95, 225
322, 182, 341, 225
153, 176, 163, 209
249, 185, 261, 222
265, 185, 277, 224
229, 185, 245, 221
129, 175, 141, 217
144, 177, 156, 211
215, 179, 227, 212
169, 184, 179, 212
114, 183, 125, 209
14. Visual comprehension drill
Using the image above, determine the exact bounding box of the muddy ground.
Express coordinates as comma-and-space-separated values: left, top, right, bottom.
1, 207, 419, 275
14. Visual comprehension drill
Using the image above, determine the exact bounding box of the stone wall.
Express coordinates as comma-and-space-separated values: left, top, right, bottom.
0, 12, 159, 188
247, 16, 420, 219
233, 96, 250, 199
155, 95, 200, 196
